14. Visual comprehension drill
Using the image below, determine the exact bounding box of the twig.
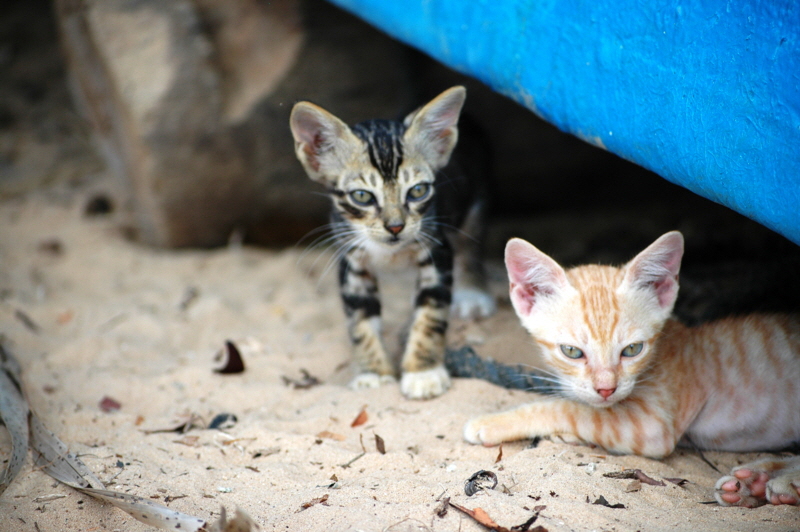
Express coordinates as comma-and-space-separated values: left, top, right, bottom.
339, 452, 366, 469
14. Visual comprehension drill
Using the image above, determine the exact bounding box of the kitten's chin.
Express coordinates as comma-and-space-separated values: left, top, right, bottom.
577, 390, 627, 407
369, 235, 411, 250
362, 237, 415, 264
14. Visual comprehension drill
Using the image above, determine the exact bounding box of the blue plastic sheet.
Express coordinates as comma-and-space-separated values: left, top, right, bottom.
329, 0, 800, 244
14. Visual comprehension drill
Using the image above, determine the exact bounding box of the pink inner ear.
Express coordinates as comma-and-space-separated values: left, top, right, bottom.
510, 282, 536, 316
505, 240, 563, 317
301, 132, 325, 171
434, 129, 452, 152
506, 248, 534, 316
652, 276, 678, 308
626, 232, 684, 309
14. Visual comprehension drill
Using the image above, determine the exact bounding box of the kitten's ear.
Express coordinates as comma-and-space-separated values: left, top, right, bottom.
505, 238, 569, 317
403, 86, 466, 170
290, 102, 362, 184
622, 231, 684, 310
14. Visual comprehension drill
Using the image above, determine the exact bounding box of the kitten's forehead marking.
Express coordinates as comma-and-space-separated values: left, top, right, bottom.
567, 266, 623, 347
352, 119, 405, 182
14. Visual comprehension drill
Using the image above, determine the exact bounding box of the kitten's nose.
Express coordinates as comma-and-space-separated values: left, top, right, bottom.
596, 388, 616, 399
385, 223, 404, 235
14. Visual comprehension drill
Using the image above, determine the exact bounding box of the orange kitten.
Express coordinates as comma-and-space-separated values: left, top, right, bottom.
464, 231, 800, 507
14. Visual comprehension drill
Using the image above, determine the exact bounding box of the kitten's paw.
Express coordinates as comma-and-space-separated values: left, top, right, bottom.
400, 366, 451, 400
765, 475, 800, 506
451, 288, 496, 320
349, 372, 396, 390
715, 471, 768, 508
463, 415, 502, 446
714, 464, 800, 507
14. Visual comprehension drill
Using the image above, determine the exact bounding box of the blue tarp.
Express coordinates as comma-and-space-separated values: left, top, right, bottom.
329, 0, 800, 244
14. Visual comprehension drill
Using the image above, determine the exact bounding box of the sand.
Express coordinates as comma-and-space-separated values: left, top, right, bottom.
1, 181, 798, 532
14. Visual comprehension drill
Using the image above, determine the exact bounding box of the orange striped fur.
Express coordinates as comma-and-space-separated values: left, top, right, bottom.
464, 231, 800, 507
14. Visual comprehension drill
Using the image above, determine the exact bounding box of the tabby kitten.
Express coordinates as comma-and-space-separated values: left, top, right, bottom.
464, 231, 800, 507
290, 87, 495, 400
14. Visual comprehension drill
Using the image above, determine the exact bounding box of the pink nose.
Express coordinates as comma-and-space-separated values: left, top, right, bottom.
386, 224, 404, 235
597, 388, 616, 399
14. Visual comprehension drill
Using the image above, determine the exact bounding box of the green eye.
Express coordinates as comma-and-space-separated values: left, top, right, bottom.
560, 345, 584, 359
407, 183, 431, 201
621, 342, 644, 357
349, 190, 375, 206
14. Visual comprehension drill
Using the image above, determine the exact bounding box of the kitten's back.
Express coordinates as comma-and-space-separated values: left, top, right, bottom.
681, 313, 800, 451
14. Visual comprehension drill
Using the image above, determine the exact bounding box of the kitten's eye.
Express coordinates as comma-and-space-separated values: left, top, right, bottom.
560, 345, 584, 359
407, 183, 431, 202
349, 190, 375, 206
621, 342, 644, 357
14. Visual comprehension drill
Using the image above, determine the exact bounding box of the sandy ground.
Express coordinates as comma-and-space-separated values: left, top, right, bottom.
1, 181, 798, 532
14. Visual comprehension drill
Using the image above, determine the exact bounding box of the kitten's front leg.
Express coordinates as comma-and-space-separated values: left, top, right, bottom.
464, 397, 680, 458
340, 249, 395, 389
400, 243, 453, 399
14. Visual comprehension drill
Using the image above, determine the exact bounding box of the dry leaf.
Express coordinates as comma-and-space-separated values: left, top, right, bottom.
0, 342, 29, 497
298, 494, 329, 512
99, 396, 122, 412
1, 344, 263, 531
316, 431, 346, 441
665, 477, 689, 486
448, 503, 535, 532
603, 468, 665, 486
375, 433, 386, 454
350, 406, 368, 427
495, 444, 504, 463
512, 510, 546, 532
634, 469, 665, 486
82, 488, 207, 530
592, 495, 625, 509
174, 435, 200, 447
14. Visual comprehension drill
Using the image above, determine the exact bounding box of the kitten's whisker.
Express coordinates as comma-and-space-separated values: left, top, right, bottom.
308, 191, 332, 199
298, 227, 360, 273
425, 217, 479, 243
417, 228, 444, 248
513, 363, 563, 380
296, 222, 352, 257
328, 233, 370, 283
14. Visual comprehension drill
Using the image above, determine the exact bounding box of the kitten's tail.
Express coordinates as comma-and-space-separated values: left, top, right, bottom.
445, 346, 559, 395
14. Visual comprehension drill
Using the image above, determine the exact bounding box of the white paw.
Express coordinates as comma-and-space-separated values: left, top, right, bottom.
349, 372, 396, 390
463, 414, 506, 446
451, 288, 496, 319
463, 418, 483, 445
765, 475, 800, 506
463, 416, 491, 445
400, 366, 451, 400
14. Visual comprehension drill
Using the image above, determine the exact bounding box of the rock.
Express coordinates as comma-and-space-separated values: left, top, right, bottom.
55, 0, 413, 247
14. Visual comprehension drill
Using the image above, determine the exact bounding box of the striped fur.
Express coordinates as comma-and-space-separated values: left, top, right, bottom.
464, 231, 800, 507
291, 87, 495, 399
